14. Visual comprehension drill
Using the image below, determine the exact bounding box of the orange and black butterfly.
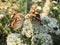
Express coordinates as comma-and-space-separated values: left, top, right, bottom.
10, 13, 24, 29
25, 4, 40, 19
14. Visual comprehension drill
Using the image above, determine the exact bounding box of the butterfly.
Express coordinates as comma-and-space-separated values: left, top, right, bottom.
10, 13, 24, 29
25, 4, 40, 19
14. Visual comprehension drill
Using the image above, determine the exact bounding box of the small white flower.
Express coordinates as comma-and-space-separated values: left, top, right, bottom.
0, 14, 5, 19
53, 7, 58, 10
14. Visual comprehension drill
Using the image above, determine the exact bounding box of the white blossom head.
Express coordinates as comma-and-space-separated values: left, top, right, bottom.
42, 16, 60, 35
7, 33, 27, 45
31, 33, 53, 45
0, 13, 5, 19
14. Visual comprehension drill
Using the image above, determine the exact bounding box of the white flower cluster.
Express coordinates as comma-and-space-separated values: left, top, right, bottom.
7, 33, 27, 45
31, 33, 53, 45
22, 19, 34, 38
41, 16, 60, 35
